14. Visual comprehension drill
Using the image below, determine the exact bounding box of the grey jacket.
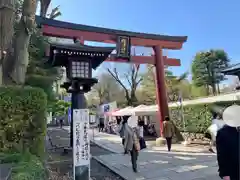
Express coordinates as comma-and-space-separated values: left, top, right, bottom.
124, 125, 140, 151
119, 123, 126, 138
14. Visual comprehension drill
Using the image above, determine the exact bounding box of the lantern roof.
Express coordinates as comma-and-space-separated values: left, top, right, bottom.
48, 42, 114, 69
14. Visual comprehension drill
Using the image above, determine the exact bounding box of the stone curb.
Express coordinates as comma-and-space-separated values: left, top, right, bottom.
0, 164, 12, 180
149, 148, 217, 154
92, 156, 128, 180
90, 140, 120, 154
91, 138, 216, 155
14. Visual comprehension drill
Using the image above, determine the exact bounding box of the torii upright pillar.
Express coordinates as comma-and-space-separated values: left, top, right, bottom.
154, 45, 169, 138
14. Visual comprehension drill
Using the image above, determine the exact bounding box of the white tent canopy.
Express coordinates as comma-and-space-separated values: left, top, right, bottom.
133, 91, 240, 116
110, 105, 148, 116
133, 105, 158, 116
111, 106, 134, 116
169, 91, 240, 107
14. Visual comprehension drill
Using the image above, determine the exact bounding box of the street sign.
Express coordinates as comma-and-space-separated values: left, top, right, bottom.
68, 107, 71, 125
89, 115, 96, 123
73, 109, 90, 180
64, 94, 71, 102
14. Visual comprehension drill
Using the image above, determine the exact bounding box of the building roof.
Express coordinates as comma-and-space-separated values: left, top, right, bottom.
35, 16, 187, 43
221, 63, 240, 75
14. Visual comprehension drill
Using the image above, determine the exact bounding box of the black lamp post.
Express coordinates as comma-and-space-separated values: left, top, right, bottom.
47, 42, 114, 180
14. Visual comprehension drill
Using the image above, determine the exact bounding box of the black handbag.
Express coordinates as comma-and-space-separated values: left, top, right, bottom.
139, 137, 147, 149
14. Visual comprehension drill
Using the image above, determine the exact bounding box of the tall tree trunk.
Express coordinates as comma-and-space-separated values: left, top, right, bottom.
217, 83, 220, 94
0, 0, 15, 85
206, 85, 209, 95
4, 0, 37, 85
211, 84, 216, 95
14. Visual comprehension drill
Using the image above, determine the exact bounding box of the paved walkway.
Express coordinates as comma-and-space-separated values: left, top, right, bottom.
61, 126, 220, 180
95, 150, 219, 180
88, 129, 214, 154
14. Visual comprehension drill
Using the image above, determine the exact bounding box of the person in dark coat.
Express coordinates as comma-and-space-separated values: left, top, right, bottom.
60, 119, 63, 129
216, 105, 240, 180
119, 116, 130, 154
99, 117, 104, 132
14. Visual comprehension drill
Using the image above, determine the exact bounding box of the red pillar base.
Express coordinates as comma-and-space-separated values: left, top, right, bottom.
153, 45, 169, 137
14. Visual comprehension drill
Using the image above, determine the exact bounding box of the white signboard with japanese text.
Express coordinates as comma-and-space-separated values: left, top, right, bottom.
73, 109, 90, 180
89, 115, 96, 124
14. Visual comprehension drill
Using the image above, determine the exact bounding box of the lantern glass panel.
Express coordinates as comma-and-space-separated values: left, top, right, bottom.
71, 60, 89, 78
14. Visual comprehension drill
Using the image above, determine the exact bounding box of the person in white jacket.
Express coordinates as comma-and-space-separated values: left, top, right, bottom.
207, 112, 225, 153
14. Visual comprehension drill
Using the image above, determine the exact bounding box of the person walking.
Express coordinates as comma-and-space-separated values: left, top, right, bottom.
99, 117, 104, 132
138, 119, 146, 149
206, 112, 225, 153
216, 105, 240, 180
60, 118, 63, 129
123, 116, 140, 173
119, 116, 128, 154
162, 116, 175, 152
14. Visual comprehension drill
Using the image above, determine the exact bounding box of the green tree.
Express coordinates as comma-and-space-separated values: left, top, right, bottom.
190, 85, 208, 98
23, 2, 62, 102
25, 29, 60, 101
51, 100, 70, 116
1, 0, 61, 85
191, 49, 229, 95
138, 65, 156, 104
140, 65, 189, 103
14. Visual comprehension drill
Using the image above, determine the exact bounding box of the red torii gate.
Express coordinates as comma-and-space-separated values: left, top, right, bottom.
36, 16, 187, 134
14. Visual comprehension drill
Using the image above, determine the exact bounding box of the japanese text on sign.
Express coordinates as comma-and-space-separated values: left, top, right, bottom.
117, 36, 131, 59
73, 109, 90, 167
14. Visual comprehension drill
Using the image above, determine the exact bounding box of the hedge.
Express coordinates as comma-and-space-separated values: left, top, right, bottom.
169, 100, 240, 133
0, 152, 46, 180
0, 86, 47, 157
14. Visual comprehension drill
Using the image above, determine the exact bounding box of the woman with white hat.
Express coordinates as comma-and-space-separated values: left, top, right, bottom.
216, 105, 240, 180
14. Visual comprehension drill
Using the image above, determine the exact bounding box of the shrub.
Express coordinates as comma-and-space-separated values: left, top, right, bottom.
0, 86, 47, 157
169, 100, 240, 133
0, 152, 46, 180
25, 75, 56, 101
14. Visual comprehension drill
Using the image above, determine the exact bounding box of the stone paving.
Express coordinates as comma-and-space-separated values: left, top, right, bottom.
88, 130, 214, 154
0, 164, 12, 180
94, 150, 220, 180
61, 126, 220, 180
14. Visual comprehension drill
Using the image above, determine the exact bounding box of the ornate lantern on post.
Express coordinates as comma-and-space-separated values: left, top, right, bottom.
47, 42, 114, 180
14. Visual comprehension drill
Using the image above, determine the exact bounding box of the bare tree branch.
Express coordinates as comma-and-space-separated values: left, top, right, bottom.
124, 73, 132, 87
136, 78, 143, 87
107, 64, 141, 106
107, 68, 128, 92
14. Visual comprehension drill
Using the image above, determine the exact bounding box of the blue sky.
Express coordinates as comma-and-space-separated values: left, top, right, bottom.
47, 0, 240, 81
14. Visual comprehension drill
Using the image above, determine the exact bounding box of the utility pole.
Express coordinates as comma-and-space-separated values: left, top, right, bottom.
0, 4, 4, 85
